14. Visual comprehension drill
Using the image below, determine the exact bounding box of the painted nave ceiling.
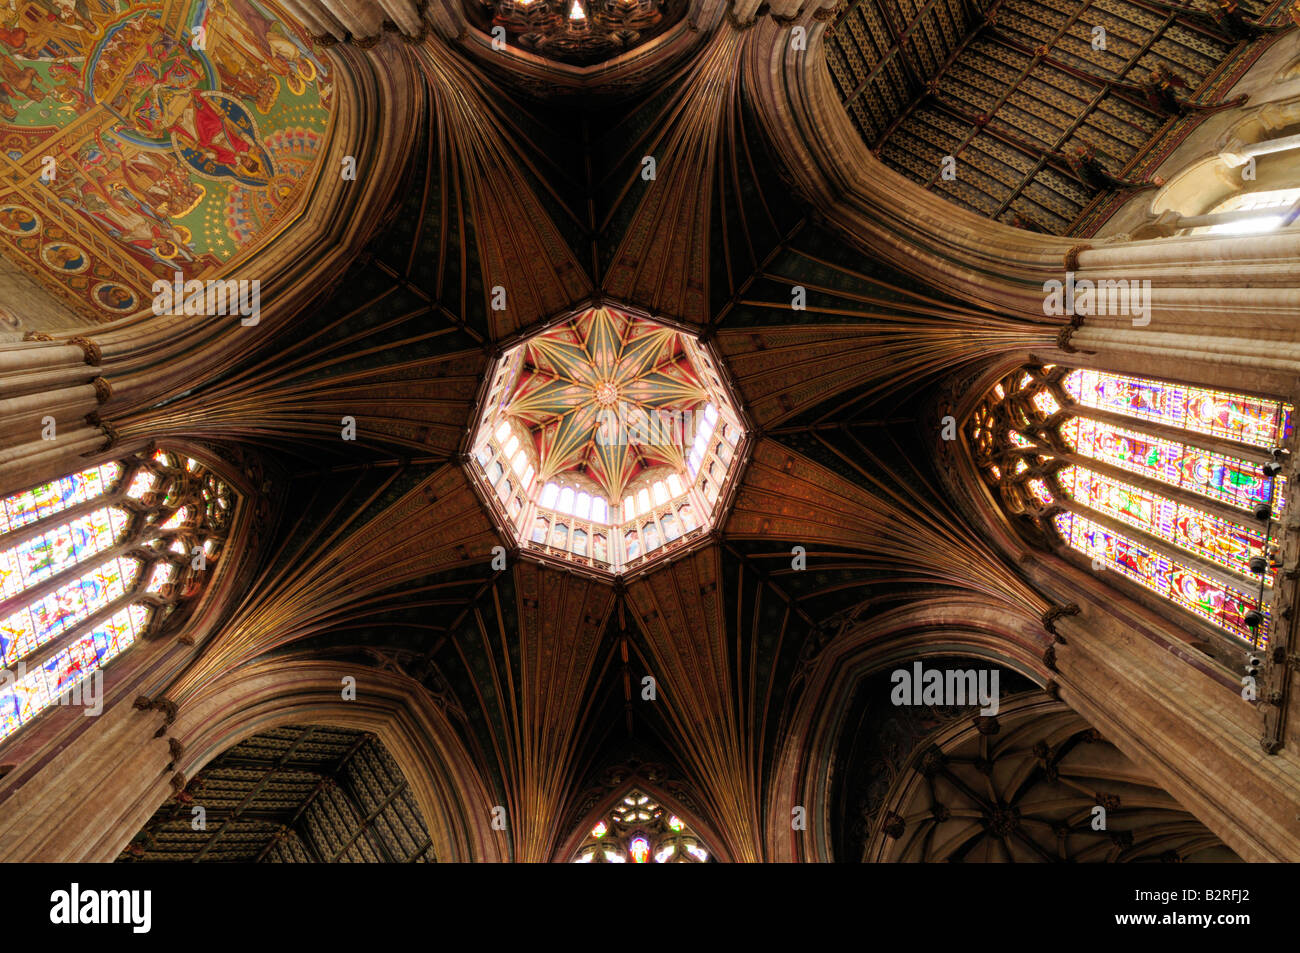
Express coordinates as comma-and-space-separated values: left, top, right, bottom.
0, 0, 1296, 864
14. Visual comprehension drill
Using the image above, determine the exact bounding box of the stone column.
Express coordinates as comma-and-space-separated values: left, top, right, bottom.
1058, 232, 1300, 394
1046, 605, 1300, 862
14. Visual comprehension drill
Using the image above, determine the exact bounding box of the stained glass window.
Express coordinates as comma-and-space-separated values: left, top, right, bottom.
0, 450, 234, 745
571, 789, 711, 863
1061, 417, 1284, 513
969, 366, 1290, 646
1063, 369, 1292, 449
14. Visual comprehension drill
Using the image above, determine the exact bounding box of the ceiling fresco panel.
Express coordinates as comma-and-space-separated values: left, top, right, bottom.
0, 0, 334, 319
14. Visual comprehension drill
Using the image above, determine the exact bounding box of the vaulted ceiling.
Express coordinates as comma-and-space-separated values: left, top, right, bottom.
87, 0, 1287, 860
484, 309, 720, 503
834, 669, 1241, 862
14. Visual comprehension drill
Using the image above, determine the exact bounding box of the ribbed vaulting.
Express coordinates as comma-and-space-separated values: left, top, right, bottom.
0, 0, 1294, 867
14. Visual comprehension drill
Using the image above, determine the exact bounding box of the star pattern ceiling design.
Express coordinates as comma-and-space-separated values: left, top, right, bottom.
494, 308, 726, 499
468, 306, 748, 575
77, 23, 1079, 862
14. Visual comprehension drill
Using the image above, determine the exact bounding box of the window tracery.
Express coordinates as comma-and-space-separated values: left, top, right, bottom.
571, 789, 710, 863
969, 366, 1291, 645
0, 449, 233, 743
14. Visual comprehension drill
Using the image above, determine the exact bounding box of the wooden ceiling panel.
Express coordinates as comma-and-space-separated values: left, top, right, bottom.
119, 727, 433, 863
827, 0, 1291, 234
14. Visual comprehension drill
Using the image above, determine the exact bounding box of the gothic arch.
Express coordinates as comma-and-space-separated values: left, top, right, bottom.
743, 8, 1300, 399
765, 597, 1049, 862
0, 438, 261, 774
158, 656, 504, 863
863, 693, 1242, 863
552, 770, 730, 863
0, 655, 503, 862
740, 12, 1071, 321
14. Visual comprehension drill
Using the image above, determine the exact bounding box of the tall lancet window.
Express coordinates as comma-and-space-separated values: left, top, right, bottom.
970, 367, 1292, 646
0, 450, 233, 744
571, 789, 711, 863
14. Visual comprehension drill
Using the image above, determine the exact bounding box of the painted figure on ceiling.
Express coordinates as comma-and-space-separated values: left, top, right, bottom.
46, 57, 89, 114
50, 151, 197, 268
118, 146, 205, 220
205, 0, 319, 101
0, 50, 44, 103
0, 0, 331, 318
166, 90, 274, 187
1, 0, 106, 58
110, 30, 204, 138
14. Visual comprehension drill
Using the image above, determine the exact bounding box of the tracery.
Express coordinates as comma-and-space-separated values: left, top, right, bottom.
571, 789, 710, 863
0, 449, 233, 743
969, 367, 1292, 645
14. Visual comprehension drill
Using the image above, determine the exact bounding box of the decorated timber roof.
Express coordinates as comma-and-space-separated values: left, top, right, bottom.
467, 306, 748, 574
0, 0, 334, 320
480, 308, 733, 501
826, 0, 1291, 234
117, 725, 433, 862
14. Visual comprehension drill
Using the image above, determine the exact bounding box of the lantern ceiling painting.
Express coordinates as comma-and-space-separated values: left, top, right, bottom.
465, 0, 687, 65
467, 305, 748, 576
0, 0, 333, 319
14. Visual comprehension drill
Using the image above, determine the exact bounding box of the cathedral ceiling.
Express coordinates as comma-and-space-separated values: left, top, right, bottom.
0, 0, 334, 322
123, 23, 1064, 862
833, 677, 1241, 862
93, 6, 1266, 859
826, 0, 1290, 234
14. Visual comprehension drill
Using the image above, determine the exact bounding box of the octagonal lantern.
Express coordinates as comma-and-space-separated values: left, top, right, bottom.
465, 305, 750, 576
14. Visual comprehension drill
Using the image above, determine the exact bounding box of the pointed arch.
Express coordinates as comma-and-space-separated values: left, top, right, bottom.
554, 774, 729, 863
0, 655, 505, 862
